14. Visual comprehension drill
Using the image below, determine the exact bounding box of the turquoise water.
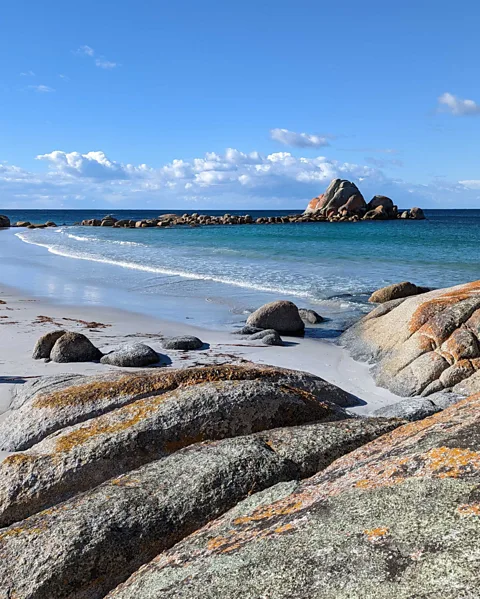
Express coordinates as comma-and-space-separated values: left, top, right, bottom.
1, 209, 479, 333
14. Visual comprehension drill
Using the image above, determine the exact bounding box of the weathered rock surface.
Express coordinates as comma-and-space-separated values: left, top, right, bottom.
410, 206, 426, 220
108, 394, 480, 599
248, 329, 283, 345
305, 179, 363, 215
368, 281, 429, 303
0, 215, 10, 228
100, 343, 160, 367
50, 331, 102, 363
0, 364, 358, 452
162, 336, 204, 350
232, 325, 263, 335
32, 330, 67, 359
247, 300, 305, 335
0, 418, 401, 599
373, 397, 440, 421
341, 281, 480, 396
298, 308, 324, 324
0, 376, 351, 526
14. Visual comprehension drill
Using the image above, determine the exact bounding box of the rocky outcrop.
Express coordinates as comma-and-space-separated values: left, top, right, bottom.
341, 281, 480, 396
162, 336, 204, 350
368, 281, 429, 304
107, 393, 480, 599
100, 343, 160, 367
50, 331, 102, 363
0, 418, 400, 599
0, 364, 358, 453
247, 301, 305, 336
304, 180, 424, 223
0, 373, 354, 526
0, 215, 10, 228
32, 330, 67, 360
305, 179, 364, 215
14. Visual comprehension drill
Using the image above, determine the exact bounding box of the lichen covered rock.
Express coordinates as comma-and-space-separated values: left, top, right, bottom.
341, 281, 480, 396
50, 331, 102, 363
107, 394, 480, 599
100, 343, 160, 367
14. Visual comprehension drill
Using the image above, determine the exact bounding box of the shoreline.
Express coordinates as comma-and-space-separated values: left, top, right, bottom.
0, 279, 402, 426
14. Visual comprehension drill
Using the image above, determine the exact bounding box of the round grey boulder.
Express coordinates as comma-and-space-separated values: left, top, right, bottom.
246, 300, 304, 336
248, 329, 283, 345
162, 336, 204, 351
298, 308, 324, 324
50, 332, 102, 363
373, 397, 440, 421
368, 281, 429, 304
0, 215, 10, 228
100, 343, 160, 367
32, 330, 67, 360
232, 325, 263, 336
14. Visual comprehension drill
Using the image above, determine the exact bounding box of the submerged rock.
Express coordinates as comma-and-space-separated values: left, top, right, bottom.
247, 300, 304, 336
50, 332, 102, 363
341, 280, 480, 396
32, 330, 67, 360
107, 394, 480, 599
100, 343, 160, 367
162, 336, 204, 350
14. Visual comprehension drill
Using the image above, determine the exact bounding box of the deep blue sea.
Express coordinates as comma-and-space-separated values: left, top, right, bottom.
1, 209, 479, 332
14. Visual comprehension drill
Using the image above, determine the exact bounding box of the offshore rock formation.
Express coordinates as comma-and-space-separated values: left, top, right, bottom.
305, 179, 425, 222
107, 393, 480, 599
341, 280, 480, 397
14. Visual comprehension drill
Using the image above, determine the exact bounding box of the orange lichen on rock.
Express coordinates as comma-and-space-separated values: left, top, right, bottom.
233, 500, 304, 525
364, 527, 389, 542
425, 447, 480, 479
456, 503, 480, 517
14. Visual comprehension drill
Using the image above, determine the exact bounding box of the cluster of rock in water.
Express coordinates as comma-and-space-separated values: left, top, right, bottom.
1, 280, 480, 597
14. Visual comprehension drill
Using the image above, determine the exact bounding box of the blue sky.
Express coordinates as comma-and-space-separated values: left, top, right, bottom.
1, 0, 480, 209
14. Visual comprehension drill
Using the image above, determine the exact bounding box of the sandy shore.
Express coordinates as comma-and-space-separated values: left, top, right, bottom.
0, 282, 401, 434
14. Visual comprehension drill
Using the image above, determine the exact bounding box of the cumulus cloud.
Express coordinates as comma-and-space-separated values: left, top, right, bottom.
75, 45, 95, 57
95, 59, 118, 69
0, 147, 478, 209
438, 92, 480, 116
28, 85, 55, 93
270, 128, 331, 148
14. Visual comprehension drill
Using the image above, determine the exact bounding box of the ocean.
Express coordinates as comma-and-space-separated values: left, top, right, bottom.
1, 209, 479, 335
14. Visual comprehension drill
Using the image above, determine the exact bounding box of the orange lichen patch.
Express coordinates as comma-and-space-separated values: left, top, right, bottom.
0, 524, 46, 542
53, 393, 171, 453
32, 364, 289, 409
409, 281, 480, 336
274, 523, 295, 534
2, 453, 37, 467
233, 501, 304, 525
457, 503, 480, 517
425, 447, 480, 478
364, 527, 389, 542
206, 520, 297, 555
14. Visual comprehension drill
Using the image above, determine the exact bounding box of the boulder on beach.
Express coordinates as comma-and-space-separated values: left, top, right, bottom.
341, 280, 480, 396
298, 308, 324, 324
0, 363, 358, 452
100, 343, 161, 367
104, 394, 480, 599
247, 300, 305, 336
249, 329, 283, 346
232, 325, 263, 335
0, 215, 10, 228
50, 331, 102, 363
368, 281, 429, 303
162, 335, 204, 351
15, 221, 31, 227
32, 330, 67, 360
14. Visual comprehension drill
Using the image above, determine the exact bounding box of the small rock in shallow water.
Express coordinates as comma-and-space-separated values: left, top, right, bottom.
298, 308, 324, 324
32, 330, 67, 360
50, 332, 102, 363
232, 325, 263, 335
162, 336, 204, 350
249, 329, 283, 346
100, 343, 160, 367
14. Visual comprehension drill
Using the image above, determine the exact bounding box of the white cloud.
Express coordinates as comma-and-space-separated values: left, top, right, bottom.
0, 147, 478, 209
28, 85, 55, 93
19, 70, 35, 77
270, 128, 331, 148
75, 45, 95, 57
59, 74, 70, 81
438, 92, 480, 116
459, 180, 480, 189
95, 59, 118, 69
